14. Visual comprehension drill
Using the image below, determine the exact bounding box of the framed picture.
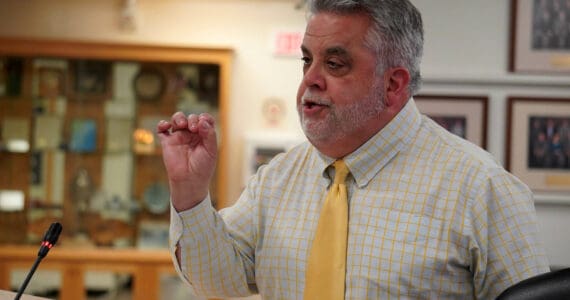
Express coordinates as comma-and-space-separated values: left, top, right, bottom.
509, 0, 570, 74
38, 67, 65, 98
69, 118, 97, 153
415, 94, 488, 148
506, 96, 570, 193
70, 60, 111, 98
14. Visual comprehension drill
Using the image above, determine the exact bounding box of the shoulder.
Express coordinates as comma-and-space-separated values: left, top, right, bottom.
419, 115, 499, 170
417, 116, 531, 196
257, 141, 314, 177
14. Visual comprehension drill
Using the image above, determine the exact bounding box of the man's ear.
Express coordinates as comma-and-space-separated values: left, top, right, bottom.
383, 67, 411, 108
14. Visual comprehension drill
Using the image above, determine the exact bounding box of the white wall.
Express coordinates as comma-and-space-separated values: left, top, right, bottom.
1, 0, 570, 266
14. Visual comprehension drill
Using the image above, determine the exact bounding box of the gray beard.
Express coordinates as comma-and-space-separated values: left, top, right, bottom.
299, 85, 385, 144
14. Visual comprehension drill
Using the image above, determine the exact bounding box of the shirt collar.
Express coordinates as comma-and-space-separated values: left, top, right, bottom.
314, 97, 423, 187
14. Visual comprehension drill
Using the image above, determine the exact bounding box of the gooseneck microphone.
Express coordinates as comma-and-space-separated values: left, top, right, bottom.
14, 222, 62, 300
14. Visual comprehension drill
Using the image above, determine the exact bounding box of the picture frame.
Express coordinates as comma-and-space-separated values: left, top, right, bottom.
414, 94, 488, 149
69, 118, 97, 153
38, 67, 65, 98
506, 96, 570, 193
70, 60, 112, 99
509, 0, 570, 74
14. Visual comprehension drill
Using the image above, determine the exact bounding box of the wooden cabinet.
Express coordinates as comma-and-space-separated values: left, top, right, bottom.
0, 37, 233, 248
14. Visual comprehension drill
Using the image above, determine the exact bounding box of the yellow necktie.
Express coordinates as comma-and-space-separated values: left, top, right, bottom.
304, 159, 350, 300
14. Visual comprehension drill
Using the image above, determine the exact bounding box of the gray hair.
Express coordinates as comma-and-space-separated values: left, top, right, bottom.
307, 0, 424, 95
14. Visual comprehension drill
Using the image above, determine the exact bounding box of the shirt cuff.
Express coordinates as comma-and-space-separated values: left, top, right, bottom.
169, 195, 214, 295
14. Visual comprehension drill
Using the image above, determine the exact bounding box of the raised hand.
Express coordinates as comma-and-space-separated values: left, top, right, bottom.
157, 112, 218, 211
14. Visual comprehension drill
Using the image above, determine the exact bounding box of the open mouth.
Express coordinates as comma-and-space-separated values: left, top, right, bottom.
303, 100, 327, 109
305, 101, 318, 109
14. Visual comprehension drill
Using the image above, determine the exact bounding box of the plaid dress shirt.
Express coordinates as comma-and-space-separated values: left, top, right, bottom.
170, 98, 550, 299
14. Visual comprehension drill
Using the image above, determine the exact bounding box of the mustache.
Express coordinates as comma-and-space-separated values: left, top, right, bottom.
301, 91, 331, 106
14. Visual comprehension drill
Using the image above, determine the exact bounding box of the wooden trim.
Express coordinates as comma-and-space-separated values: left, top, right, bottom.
508, 0, 518, 72
0, 37, 232, 64
216, 54, 232, 209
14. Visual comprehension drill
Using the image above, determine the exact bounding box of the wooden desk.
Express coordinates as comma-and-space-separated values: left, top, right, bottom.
0, 246, 174, 300
0, 290, 50, 300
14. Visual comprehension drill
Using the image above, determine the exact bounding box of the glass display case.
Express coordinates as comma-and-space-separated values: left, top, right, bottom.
0, 37, 233, 248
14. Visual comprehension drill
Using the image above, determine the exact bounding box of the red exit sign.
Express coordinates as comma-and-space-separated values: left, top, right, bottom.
273, 31, 303, 57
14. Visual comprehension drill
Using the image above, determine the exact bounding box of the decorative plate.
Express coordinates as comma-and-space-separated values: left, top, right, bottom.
142, 182, 170, 214
133, 68, 165, 101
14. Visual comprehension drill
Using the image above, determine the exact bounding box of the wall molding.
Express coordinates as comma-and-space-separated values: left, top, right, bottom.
423, 73, 570, 88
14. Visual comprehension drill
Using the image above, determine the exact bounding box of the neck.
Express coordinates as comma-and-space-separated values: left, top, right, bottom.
311, 114, 389, 159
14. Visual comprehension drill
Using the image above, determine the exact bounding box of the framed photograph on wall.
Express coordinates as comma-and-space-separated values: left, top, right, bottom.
506, 96, 570, 193
509, 0, 570, 74
415, 94, 488, 149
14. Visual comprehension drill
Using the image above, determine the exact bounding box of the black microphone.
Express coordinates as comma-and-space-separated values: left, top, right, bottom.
38, 222, 62, 258
14, 222, 62, 300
